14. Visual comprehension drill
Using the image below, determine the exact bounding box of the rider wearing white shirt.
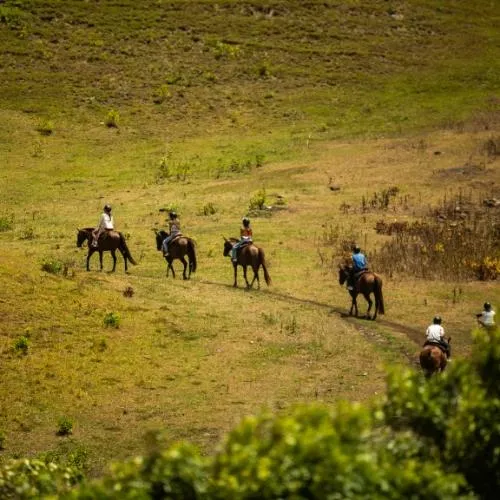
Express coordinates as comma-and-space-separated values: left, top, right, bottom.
424, 316, 451, 359
477, 302, 496, 327
92, 204, 114, 247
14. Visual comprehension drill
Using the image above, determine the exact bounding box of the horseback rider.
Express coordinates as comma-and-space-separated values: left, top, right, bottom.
162, 211, 181, 258
424, 316, 451, 360
347, 244, 368, 291
232, 217, 253, 263
476, 302, 496, 327
92, 204, 114, 247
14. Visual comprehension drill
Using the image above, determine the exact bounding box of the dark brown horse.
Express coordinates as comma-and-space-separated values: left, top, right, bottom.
223, 237, 271, 289
338, 264, 385, 320
419, 337, 451, 377
76, 227, 137, 272
155, 230, 197, 280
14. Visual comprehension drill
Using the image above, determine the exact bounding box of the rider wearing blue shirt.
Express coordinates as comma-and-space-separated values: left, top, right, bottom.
348, 245, 368, 290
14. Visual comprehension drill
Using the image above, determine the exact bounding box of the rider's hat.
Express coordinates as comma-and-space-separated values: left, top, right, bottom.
484, 302, 492, 311
242, 217, 250, 225
169, 211, 177, 219
352, 244, 361, 253
104, 204, 112, 212
433, 316, 442, 324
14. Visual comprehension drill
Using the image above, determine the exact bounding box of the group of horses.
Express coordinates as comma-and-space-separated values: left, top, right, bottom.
76, 227, 447, 376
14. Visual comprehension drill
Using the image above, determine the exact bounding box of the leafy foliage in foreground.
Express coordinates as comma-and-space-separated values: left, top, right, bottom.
2, 328, 498, 498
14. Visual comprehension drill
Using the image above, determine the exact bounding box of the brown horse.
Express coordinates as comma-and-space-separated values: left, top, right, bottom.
338, 264, 385, 320
223, 237, 271, 289
155, 230, 197, 280
77, 227, 137, 272
419, 337, 451, 377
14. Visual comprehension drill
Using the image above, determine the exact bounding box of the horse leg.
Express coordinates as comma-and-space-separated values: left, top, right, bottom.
363, 292, 373, 319
180, 256, 188, 280
249, 265, 260, 289
243, 265, 252, 288
99, 251, 104, 271
169, 257, 176, 279
86, 248, 96, 271
119, 248, 128, 272
110, 250, 117, 272
232, 263, 238, 287
349, 292, 358, 316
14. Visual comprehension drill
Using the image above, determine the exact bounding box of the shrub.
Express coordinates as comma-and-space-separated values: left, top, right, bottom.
74, 442, 208, 498
103, 312, 120, 328
36, 118, 54, 136
198, 202, 217, 216
153, 84, 171, 104
104, 109, 120, 128
19, 227, 36, 240
0, 213, 14, 232
0, 430, 5, 450
0, 458, 83, 498
13, 336, 29, 355
212, 40, 241, 59
57, 417, 74, 436
249, 188, 267, 211
41, 258, 63, 274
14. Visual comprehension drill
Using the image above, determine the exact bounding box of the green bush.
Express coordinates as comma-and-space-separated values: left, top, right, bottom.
0, 458, 82, 499
73, 442, 208, 498
0, 213, 14, 232
198, 202, 217, 216
249, 188, 267, 210
103, 312, 120, 329
56, 417, 74, 436
13, 336, 29, 355
153, 84, 171, 104
36, 118, 54, 136
41, 258, 63, 274
105, 109, 120, 128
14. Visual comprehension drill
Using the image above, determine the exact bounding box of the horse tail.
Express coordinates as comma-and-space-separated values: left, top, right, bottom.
374, 275, 385, 315
259, 248, 272, 286
119, 233, 137, 265
188, 239, 197, 273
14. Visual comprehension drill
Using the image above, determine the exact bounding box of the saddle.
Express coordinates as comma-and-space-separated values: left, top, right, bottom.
423, 340, 446, 354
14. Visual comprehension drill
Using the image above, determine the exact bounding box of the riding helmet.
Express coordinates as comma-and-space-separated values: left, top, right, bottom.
104, 204, 112, 212
484, 302, 492, 311
433, 316, 442, 325
242, 217, 250, 226
169, 211, 177, 219
353, 245, 361, 253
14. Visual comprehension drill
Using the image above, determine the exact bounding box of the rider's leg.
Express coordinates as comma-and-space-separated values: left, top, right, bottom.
231, 243, 239, 262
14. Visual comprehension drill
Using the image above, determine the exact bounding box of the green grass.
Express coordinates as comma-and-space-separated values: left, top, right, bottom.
0, 0, 499, 477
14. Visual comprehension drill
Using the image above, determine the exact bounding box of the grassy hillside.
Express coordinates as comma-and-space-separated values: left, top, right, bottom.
0, 0, 499, 476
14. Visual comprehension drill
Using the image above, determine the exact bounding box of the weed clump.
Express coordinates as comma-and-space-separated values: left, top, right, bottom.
104, 109, 120, 128
13, 335, 29, 355
103, 312, 120, 328
198, 202, 217, 216
249, 188, 267, 211
36, 118, 54, 136
0, 213, 14, 232
56, 417, 74, 436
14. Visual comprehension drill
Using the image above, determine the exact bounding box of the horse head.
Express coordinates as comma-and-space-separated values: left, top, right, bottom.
76, 228, 90, 248
338, 263, 350, 285
222, 236, 233, 257
155, 229, 168, 251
